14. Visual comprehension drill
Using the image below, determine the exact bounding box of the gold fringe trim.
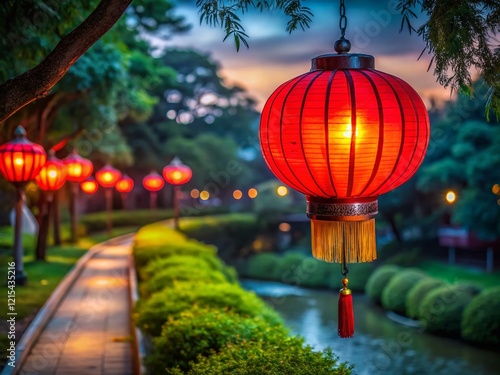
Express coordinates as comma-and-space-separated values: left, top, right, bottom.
311, 219, 377, 263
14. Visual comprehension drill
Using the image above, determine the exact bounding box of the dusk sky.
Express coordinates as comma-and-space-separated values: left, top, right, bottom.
158, 0, 453, 109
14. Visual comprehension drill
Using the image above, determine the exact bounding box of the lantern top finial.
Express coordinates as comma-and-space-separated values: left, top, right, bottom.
334, 37, 351, 54
14, 125, 27, 138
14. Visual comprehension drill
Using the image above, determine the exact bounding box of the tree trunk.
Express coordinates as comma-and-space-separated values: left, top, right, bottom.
0, 0, 132, 124
52, 191, 61, 245
35, 194, 53, 261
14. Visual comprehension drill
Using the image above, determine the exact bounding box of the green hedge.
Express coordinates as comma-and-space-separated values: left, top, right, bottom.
182, 339, 353, 375
365, 265, 401, 303
406, 278, 446, 319
244, 252, 281, 280
146, 308, 290, 373
461, 286, 500, 347
381, 268, 427, 315
133, 218, 351, 374
419, 284, 477, 337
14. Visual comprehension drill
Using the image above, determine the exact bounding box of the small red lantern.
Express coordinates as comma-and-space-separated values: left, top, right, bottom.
162, 157, 192, 185
116, 174, 134, 194
143, 171, 164, 192
95, 164, 121, 188
81, 177, 98, 195
63, 150, 93, 183
35, 153, 67, 192
0, 126, 47, 185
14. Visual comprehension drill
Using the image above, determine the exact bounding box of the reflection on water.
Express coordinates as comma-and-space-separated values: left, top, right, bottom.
241, 279, 500, 375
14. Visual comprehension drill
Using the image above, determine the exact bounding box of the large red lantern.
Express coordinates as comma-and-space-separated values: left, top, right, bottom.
259, 5, 430, 338
162, 157, 192, 185
81, 177, 98, 195
63, 150, 93, 183
116, 174, 134, 194
95, 164, 121, 188
0, 126, 47, 185
143, 171, 164, 192
35, 153, 67, 192
261, 49, 429, 264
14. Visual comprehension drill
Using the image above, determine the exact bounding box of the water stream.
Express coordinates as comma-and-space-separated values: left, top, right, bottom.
241, 279, 499, 375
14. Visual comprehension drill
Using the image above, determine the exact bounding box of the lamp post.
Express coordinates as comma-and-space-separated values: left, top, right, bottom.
163, 157, 192, 230
115, 174, 134, 209
95, 164, 121, 235
35, 153, 68, 261
143, 171, 164, 210
0, 126, 47, 285
444, 190, 457, 264
63, 150, 93, 243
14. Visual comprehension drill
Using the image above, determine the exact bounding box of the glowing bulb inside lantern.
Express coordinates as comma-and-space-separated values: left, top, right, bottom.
14, 158, 24, 166
103, 172, 112, 182
342, 122, 359, 138
48, 170, 57, 178
71, 165, 82, 175
172, 171, 182, 181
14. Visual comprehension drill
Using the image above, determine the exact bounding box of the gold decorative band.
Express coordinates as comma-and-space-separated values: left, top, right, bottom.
306, 197, 378, 221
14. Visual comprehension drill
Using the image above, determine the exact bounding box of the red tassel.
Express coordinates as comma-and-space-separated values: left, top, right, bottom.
338, 277, 354, 338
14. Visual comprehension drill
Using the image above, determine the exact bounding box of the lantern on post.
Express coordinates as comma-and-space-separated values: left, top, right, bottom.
163, 157, 192, 229
95, 164, 121, 235
35, 153, 67, 261
63, 150, 93, 243
259, 0, 429, 338
115, 174, 134, 209
143, 171, 164, 210
81, 177, 98, 195
0, 126, 46, 284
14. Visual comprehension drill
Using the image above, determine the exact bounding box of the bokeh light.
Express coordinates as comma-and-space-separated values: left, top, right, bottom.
248, 188, 258, 198
233, 190, 243, 199
279, 222, 291, 232
200, 190, 210, 200
191, 189, 200, 198
277, 185, 288, 197
445, 191, 456, 204
492, 184, 500, 195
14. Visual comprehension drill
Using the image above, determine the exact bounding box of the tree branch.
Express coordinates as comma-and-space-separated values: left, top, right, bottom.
0, 0, 132, 125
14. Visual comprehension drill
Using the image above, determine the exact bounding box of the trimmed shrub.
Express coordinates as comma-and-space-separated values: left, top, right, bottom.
146, 309, 290, 373
273, 253, 307, 281
243, 252, 280, 280
142, 266, 229, 295
135, 282, 282, 337
419, 284, 476, 336
365, 265, 401, 303
140, 255, 222, 280
183, 338, 353, 375
406, 278, 446, 319
381, 268, 427, 315
461, 286, 500, 347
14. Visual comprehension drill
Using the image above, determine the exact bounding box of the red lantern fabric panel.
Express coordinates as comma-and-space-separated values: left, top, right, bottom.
143, 172, 164, 192
95, 165, 121, 188
35, 157, 67, 191
63, 152, 93, 182
260, 69, 429, 199
115, 175, 134, 193
0, 142, 46, 183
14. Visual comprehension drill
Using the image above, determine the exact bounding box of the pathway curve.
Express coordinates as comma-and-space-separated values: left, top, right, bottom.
19, 236, 135, 375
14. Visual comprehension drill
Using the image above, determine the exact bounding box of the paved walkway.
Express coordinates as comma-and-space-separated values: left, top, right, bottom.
19, 237, 135, 375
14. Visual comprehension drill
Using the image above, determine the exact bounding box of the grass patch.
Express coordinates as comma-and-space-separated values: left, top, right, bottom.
418, 260, 500, 289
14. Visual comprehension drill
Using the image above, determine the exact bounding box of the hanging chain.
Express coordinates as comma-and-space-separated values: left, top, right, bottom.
339, 0, 347, 38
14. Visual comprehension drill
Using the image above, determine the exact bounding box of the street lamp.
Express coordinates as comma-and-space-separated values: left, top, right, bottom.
162, 157, 192, 230
95, 164, 121, 235
35, 153, 67, 261
0, 126, 46, 285
115, 174, 134, 209
143, 171, 164, 210
63, 150, 93, 243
